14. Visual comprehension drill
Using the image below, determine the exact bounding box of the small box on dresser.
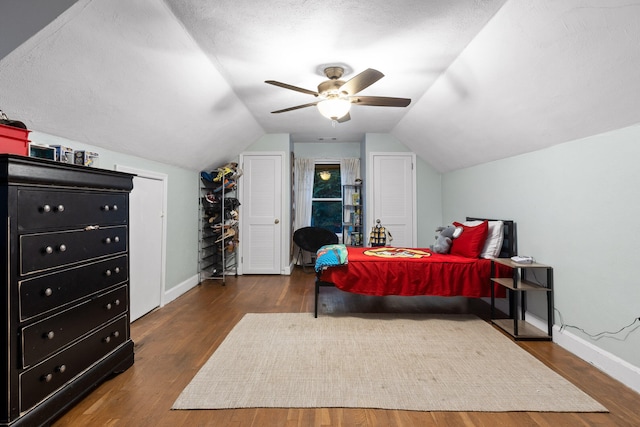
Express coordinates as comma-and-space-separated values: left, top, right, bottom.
0, 154, 135, 426
74, 150, 100, 167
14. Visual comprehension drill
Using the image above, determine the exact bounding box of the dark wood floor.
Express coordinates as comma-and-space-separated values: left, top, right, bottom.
53, 268, 640, 426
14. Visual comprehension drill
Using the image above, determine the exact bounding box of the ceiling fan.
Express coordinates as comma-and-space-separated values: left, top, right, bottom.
265, 67, 411, 123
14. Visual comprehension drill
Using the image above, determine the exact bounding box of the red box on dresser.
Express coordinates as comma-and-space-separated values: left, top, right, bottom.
0, 123, 31, 156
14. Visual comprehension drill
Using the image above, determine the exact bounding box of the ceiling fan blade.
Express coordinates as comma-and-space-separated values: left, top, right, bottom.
339, 68, 384, 95
265, 80, 319, 97
351, 96, 411, 107
337, 112, 351, 123
271, 101, 319, 114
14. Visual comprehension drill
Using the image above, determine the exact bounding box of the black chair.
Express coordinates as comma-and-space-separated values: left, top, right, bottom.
293, 226, 338, 272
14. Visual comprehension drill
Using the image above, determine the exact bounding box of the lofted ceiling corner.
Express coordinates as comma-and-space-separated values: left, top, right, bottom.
0, 0, 264, 172
394, 0, 640, 173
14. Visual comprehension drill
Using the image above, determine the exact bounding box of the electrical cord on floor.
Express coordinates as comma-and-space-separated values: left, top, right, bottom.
521, 269, 640, 340
555, 308, 640, 340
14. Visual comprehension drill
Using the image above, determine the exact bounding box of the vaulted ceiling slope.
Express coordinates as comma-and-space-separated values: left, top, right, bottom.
1, 1, 639, 173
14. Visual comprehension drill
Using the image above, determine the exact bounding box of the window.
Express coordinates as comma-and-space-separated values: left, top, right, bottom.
311, 163, 341, 234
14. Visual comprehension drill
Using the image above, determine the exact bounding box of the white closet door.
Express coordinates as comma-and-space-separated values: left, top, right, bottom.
369, 152, 416, 247
240, 153, 283, 274
116, 166, 167, 322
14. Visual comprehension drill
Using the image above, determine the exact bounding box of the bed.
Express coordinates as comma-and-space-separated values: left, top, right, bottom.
314, 217, 516, 317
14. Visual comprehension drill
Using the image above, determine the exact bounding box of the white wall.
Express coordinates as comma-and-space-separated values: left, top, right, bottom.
441, 124, 640, 375
293, 141, 361, 159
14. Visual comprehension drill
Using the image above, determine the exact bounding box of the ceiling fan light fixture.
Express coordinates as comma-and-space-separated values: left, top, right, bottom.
317, 98, 351, 121
319, 170, 332, 180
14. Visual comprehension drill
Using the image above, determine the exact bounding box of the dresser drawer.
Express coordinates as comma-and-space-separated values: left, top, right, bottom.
20, 226, 127, 275
20, 315, 129, 413
19, 255, 129, 321
21, 285, 128, 368
17, 188, 128, 231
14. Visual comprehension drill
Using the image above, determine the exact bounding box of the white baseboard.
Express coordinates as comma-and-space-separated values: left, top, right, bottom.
524, 311, 640, 395
282, 261, 294, 275
163, 274, 199, 306
552, 323, 640, 395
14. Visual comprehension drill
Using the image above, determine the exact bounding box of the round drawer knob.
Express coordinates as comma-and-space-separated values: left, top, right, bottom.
105, 237, 111, 244
112, 331, 120, 338
103, 205, 110, 211
44, 288, 53, 297
106, 303, 112, 310
114, 236, 120, 243
43, 373, 53, 383
104, 336, 111, 343
45, 246, 53, 254
112, 205, 118, 211
57, 365, 66, 373
46, 331, 55, 340
114, 299, 120, 306
105, 269, 112, 276
114, 267, 120, 274
57, 205, 65, 212
43, 205, 51, 213
58, 244, 66, 252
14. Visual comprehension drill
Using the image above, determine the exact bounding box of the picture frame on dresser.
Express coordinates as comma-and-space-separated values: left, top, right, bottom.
0, 154, 135, 427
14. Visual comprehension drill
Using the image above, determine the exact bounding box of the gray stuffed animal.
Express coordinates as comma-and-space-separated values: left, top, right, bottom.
430, 225, 462, 254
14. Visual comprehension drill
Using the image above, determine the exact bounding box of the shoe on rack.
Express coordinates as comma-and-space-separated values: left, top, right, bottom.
204, 192, 220, 204
204, 206, 218, 217
224, 198, 241, 210
226, 239, 237, 252
212, 178, 236, 193
210, 219, 238, 231
201, 171, 214, 182
213, 163, 238, 182
215, 227, 236, 243
211, 264, 224, 277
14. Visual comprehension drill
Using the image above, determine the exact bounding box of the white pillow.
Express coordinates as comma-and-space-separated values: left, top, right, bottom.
463, 220, 504, 258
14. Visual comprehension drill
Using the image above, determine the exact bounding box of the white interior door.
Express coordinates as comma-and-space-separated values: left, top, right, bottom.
116, 166, 166, 322
240, 153, 283, 274
369, 152, 416, 247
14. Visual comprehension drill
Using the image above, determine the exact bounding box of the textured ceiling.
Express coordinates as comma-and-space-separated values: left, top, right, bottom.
1, 0, 639, 172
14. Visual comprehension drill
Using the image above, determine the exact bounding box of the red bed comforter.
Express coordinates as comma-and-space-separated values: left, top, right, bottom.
318, 246, 511, 298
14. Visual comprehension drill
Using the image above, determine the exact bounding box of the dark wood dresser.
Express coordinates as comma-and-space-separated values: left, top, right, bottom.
0, 155, 135, 426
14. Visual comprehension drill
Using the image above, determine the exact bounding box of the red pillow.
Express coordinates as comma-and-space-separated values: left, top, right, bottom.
450, 221, 489, 258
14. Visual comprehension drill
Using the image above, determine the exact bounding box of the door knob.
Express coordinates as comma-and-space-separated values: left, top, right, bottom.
274, 218, 280, 224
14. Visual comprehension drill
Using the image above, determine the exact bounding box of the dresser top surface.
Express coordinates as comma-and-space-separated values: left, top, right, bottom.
0, 154, 134, 191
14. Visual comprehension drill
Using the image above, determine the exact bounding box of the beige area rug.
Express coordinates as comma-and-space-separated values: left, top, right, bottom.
172, 313, 607, 412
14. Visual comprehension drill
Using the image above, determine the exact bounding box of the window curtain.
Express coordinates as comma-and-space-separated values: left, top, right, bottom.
340, 158, 361, 245
293, 158, 315, 265
294, 158, 315, 229
340, 158, 360, 186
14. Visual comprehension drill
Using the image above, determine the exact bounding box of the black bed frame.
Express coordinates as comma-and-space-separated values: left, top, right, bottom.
313, 217, 517, 317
